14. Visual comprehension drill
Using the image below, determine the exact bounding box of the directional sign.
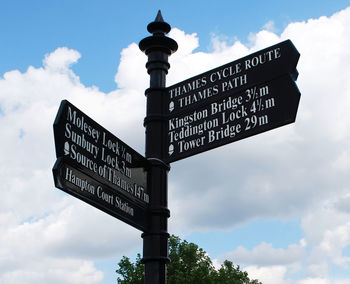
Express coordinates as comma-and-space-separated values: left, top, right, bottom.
166, 75, 300, 162
165, 40, 301, 163
166, 40, 299, 116
53, 100, 149, 231
53, 158, 148, 231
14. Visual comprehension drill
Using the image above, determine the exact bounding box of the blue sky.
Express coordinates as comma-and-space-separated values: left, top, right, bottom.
2, 1, 350, 284
2, 0, 350, 92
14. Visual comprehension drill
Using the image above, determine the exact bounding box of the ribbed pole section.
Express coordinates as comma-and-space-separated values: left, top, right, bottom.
139, 11, 178, 284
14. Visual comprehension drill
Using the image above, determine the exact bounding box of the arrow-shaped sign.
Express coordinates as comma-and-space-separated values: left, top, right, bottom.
53, 100, 150, 231
53, 158, 148, 231
166, 40, 299, 116
166, 74, 300, 163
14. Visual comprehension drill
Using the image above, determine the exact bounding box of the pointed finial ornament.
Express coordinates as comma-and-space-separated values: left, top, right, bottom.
139, 11, 178, 55
155, 10, 164, 22
147, 10, 171, 35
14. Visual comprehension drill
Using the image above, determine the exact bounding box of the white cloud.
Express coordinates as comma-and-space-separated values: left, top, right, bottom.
244, 265, 288, 284
300, 203, 350, 279
168, 5, 350, 284
1, 258, 103, 284
296, 278, 328, 284
168, 28, 250, 85
43, 47, 81, 73
114, 43, 147, 92
0, 46, 143, 283
262, 20, 278, 33
2, 5, 350, 284
218, 241, 306, 267
167, 6, 350, 233
214, 240, 305, 283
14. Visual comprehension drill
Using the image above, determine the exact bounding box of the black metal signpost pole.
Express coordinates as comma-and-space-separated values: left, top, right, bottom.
49, 7, 302, 284
52, 10, 300, 284
139, 11, 178, 284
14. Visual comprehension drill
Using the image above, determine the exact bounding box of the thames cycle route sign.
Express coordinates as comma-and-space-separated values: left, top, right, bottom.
165, 40, 300, 163
52, 100, 149, 231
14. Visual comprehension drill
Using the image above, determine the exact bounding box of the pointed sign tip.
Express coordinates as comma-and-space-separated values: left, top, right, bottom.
155, 10, 164, 22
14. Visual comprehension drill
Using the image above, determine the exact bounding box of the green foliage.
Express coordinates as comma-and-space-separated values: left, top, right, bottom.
116, 253, 144, 284
212, 260, 261, 284
167, 235, 214, 283
116, 235, 262, 284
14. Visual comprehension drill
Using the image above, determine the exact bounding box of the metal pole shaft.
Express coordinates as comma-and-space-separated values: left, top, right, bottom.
139, 11, 177, 284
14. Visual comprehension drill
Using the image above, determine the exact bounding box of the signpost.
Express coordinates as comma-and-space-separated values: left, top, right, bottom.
52, 10, 301, 284
165, 40, 300, 162
52, 100, 149, 231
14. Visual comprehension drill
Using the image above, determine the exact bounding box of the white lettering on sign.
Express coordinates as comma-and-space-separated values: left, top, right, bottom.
65, 167, 96, 195
64, 167, 135, 217
65, 123, 99, 158
208, 124, 242, 142
178, 136, 206, 153
97, 186, 114, 205
168, 46, 283, 113
63, 105, 149, 204
244, 48, 281, 70
178, 85, 219, 108
168, 81, 277, 159
169, 76, 207, 99
209, 63, 242, 83
168, 118, 219, 143
169, 109, 208, 131
115, 197, 134, 216
67, 107, 100, 143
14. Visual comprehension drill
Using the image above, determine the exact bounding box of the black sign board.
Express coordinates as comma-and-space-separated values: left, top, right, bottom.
166, 40, 299, 115
165, 40, 300, 163
53, 159, 148, 231
166, 74, 300, 162
53, 100, 149, 231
